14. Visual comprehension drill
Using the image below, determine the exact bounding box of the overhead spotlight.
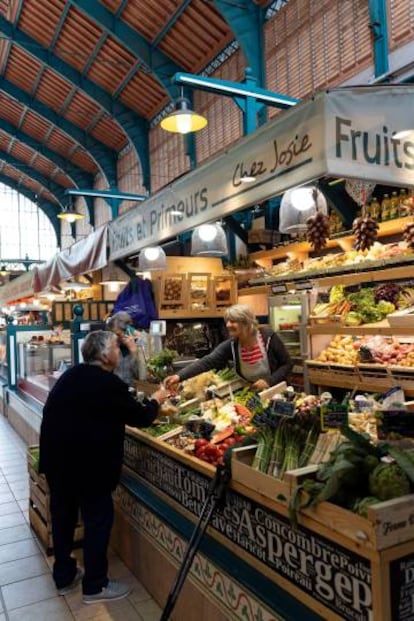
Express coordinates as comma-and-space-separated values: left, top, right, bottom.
138, 246, 167, 271
57, 197, 85, 223
160, 88, 207, 134
191, 223, 228, 257
100, 264, 128, 292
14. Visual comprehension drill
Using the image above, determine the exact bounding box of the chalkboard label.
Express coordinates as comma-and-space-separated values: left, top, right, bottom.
272, 400, 295, 417
296, 281, 313, 291
321, 404, 348, 431
390, 552, 414, 620
376, 410, 414, 439
271, 284, 288, 294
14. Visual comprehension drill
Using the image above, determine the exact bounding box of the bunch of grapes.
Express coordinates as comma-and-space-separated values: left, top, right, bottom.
352, 216, 379, 251
403, 221, 414, 249
306, 212, 330, 252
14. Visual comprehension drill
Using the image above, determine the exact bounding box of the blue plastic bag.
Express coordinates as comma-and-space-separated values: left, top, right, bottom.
113, 277, 158, 329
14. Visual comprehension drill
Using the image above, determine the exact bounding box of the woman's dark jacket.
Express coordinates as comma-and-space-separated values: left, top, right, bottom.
177, 327, 292, 386
39, 364, 158, 495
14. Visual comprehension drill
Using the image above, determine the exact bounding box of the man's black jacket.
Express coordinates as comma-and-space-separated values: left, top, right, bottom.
39, 364, 158, 495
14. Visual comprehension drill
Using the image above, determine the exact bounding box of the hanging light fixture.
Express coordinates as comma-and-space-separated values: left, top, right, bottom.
60, 279, 91, 292
138, 246, 167, 271
279, 186, 328, 234
57, 197, 85, 223
160, 88, 207, 134
100, 264, 128, 292
191, 223, 228, 257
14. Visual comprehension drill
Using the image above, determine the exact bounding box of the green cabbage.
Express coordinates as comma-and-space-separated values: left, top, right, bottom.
369, 463, 410, 501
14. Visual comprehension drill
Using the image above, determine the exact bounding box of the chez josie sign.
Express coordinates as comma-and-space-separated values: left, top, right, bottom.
108, 96, 325, 261
109, 85, 414, 261
123, 436, 373, 620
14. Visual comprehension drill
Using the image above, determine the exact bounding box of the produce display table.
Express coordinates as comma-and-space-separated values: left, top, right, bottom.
111, 429, 414, 621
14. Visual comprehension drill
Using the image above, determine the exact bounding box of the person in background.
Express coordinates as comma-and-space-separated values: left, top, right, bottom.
39, 330, 169, 604
106, 311, 142, 387
165, 304, 292, 392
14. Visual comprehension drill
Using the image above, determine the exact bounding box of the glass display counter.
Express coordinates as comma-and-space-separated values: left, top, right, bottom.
6, 325, 71, 404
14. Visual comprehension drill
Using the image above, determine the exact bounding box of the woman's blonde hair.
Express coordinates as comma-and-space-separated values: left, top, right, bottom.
224, 304, 258, 336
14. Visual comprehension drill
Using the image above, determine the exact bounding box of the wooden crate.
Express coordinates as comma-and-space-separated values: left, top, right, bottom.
307, 361, 360, 390
159, 274, 187, 310
232, 445, 414, 552
27, 446, 83, 555
188, 273, 213, 311
211, 274, 237, 309
357, 364, 393, 391
231, 445, 312, 504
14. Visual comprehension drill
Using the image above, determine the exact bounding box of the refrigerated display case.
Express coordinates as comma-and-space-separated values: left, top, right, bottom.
268, 290, 316, 392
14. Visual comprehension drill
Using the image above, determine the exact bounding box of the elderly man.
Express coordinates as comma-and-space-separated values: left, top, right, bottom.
39, 330, 169, 603
106, 311, 142, 386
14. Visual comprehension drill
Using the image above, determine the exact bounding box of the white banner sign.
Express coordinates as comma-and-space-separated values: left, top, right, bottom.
325, 85, 414, 184
109, 84, 414, 261
109, 96, 326, 260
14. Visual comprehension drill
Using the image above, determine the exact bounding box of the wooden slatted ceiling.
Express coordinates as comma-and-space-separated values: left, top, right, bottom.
16, 0, 66, 48
0, 161, 58, 203
53, 6, 107, 73
389, 0, 414, 48
195, 49, 244, 165
149, 128, 189, 193
159, 0, 233, 72
0, 92, 98, 175
0, 0, 20, 23
265, 0, 373, 117
120, 71, 168, 119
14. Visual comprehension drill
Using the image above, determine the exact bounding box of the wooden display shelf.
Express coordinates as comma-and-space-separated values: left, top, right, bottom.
27, 446, 83, 555
158, 308, 227, 319
238, 284, 270, 297
308, 319, 402, 336
120, 428, 414, 621
250, 216, 412, 263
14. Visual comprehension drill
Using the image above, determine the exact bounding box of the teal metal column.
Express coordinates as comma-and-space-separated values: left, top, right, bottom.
368, 0, 389, 77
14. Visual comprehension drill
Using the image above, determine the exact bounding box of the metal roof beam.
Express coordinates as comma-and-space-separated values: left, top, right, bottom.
368, 0, 389, 77
0, 172, 59, 240
0, 118, 94, 188
71, 0, 182, 98
0, 77, 117, 186
0, 15, 150, 188
212, 0, 266, 87
0, 150, 68, 208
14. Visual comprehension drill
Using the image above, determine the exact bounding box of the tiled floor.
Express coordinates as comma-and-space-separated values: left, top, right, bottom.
0, 415, 163, 621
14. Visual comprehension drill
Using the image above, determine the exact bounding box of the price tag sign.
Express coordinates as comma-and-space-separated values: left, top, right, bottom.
376, 410, 414, 439
295, 281, 313, 291
320, 404, 348, 431
271, 284, 288, 294
272, 400, 295, 417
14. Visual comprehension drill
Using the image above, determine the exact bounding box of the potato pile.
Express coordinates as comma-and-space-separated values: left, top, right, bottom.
315, 335, 358, 365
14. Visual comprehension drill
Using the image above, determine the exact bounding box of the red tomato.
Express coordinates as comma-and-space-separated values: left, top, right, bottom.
194, 439, 209, 451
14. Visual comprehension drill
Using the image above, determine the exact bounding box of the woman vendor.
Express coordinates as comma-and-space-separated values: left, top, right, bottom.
165, 304, 292, 392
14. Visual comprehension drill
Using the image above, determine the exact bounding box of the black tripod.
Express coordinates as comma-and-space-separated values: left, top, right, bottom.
160, 464, 231, 621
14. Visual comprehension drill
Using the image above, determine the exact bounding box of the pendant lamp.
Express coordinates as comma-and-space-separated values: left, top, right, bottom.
100, 264, 128, 292
57, 198, 84, 223
279, 186, 327, 234
138, 246, 167, 271
191, 223, 228, 257
160, 91, 207, 134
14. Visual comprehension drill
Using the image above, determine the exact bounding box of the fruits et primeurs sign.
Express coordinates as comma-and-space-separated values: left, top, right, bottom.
109, 85, 414, 261
123, 435, 373, 621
